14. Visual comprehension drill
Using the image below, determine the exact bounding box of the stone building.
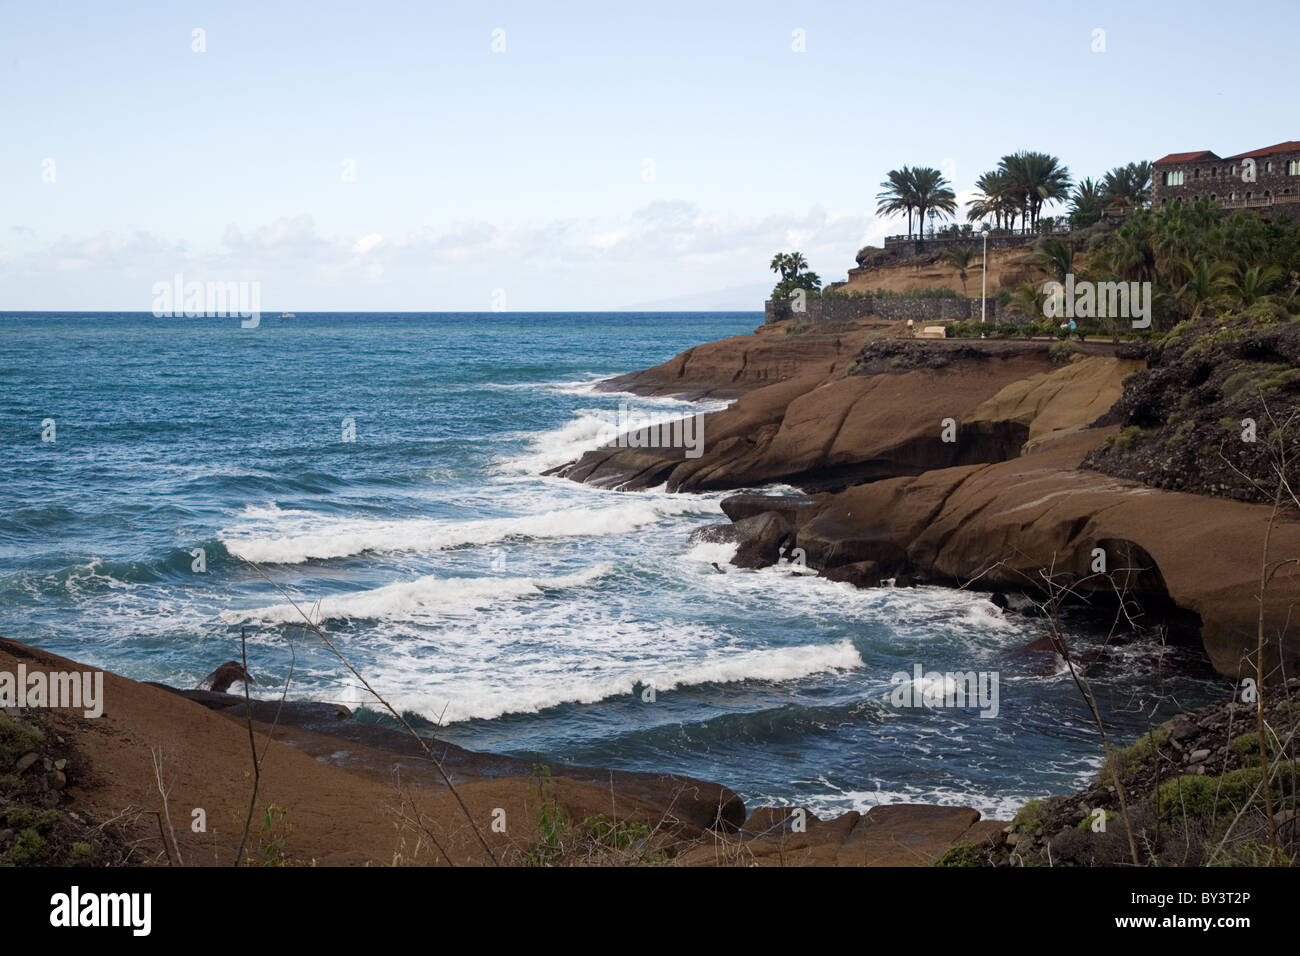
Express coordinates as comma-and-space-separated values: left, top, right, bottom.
1151, 141, 1300, 216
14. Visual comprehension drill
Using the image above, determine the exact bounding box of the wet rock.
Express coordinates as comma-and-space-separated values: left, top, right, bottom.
730, 512, 795, 570
689, 522, 738, 544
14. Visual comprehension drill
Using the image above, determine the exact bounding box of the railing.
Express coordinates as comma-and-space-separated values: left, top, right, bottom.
884, 224, 1071, 243
1217, 195, 1299, 209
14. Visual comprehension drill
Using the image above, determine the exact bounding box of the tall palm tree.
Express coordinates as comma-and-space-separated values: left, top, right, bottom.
876, 167, 919, 235
1068, 177, 1107, 227
1000, 151, 1072, 229
911, 167, 957, 239
966, 170, 1016, 230
1103, 162, 1153, 209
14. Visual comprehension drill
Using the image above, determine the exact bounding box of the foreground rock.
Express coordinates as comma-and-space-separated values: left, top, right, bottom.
677, 803, 1004, 867
1, 637, 745, 866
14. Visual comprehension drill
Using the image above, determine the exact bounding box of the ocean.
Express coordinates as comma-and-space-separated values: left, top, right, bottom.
0, 311, 1221, 818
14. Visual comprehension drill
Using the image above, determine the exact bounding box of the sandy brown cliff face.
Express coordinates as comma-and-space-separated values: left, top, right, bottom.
557, 322, 1300, 681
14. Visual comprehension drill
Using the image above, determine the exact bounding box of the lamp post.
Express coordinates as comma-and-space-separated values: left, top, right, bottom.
980, 226, 989, 323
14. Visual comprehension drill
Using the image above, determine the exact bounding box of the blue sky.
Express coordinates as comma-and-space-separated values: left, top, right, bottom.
1, 0, 1293, 310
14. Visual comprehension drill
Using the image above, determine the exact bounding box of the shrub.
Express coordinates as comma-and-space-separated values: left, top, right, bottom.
1155, 761, 1297, 826
1096, 728, 1170, 784
1049, 340, 1081, 363
0, 717, 43, 768
1012, 798, 1044, 833
934, 843, 980, 866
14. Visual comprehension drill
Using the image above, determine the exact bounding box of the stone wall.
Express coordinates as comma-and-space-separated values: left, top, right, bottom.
765, 295, 997, 325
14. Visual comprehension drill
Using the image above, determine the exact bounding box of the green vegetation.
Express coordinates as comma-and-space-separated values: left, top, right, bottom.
947, 246, 974, 296
1012, 798, 1045, 833
523, 765, 668, 866
259, 805, 289, 867
964, 152, 1072, 231
1095, 728, 1170, 784
876, 166, 957, 236
1049, 340, 1081, 363
0, 716, 43, 768
934, 843, 980, 866
1155, 761, 1297, 826
1077, 809, 1117, 830
769, 251, 822, 302
1103, 425, 1149, 456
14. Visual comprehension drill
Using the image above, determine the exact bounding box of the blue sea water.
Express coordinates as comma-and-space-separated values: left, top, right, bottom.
0, 311, 1222, 817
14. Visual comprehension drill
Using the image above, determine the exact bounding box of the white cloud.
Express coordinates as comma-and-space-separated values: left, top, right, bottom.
353, 233, 383, 255
0, 203, 890, 310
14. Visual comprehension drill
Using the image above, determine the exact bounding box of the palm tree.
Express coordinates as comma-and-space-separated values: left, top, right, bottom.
1033, 238, 1074, 284
1068, 178, 1107, 227
1000, 151, 1072, 230
1103, 162, 1153, 209
1173, 258, 1232, 320
876, 167, 919, 235
1214, 264, 1286, 310
911, 167, 957, 239
966, 170, 1016, 230
770, 252, 810, 282
948, 246, 974, 295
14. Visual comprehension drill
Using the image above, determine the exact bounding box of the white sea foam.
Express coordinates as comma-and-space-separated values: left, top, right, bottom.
220, 497, 708, 565
222, 564, 611, 625
496, 396, 730, 476
370, 639, 864, 723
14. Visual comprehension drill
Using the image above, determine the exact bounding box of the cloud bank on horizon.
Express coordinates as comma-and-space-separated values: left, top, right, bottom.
1, 0, 1293, 311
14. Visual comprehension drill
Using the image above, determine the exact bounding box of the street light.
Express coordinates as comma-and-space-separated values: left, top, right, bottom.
980, 225, 989, 323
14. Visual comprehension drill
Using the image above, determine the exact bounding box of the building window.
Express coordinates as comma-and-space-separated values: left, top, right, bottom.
1229, 191, 1236, 200
1288, 159, 1300, 175
1230, 165, 1236, 177
1211, 167, 1217, 177
1210, 194, 1216, 200
1265, 161, 1272, 173
1163, 170, 1184, 186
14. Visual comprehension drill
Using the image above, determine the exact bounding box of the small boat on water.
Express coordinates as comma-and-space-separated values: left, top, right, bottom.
281, 311, 295, 318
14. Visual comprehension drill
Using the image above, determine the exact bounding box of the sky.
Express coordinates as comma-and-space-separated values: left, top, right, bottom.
0, 0, 1294, 311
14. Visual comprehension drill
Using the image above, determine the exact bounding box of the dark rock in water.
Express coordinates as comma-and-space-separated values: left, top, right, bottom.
1007, 635, 1061, 656
198, 661, 256, 693
797, 505, 909, 573
689, 522, 739, 544
730, 511, 795, 569
820, 561, 882, 589
720, 493, 820, 524
989, 592, 1010, 611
